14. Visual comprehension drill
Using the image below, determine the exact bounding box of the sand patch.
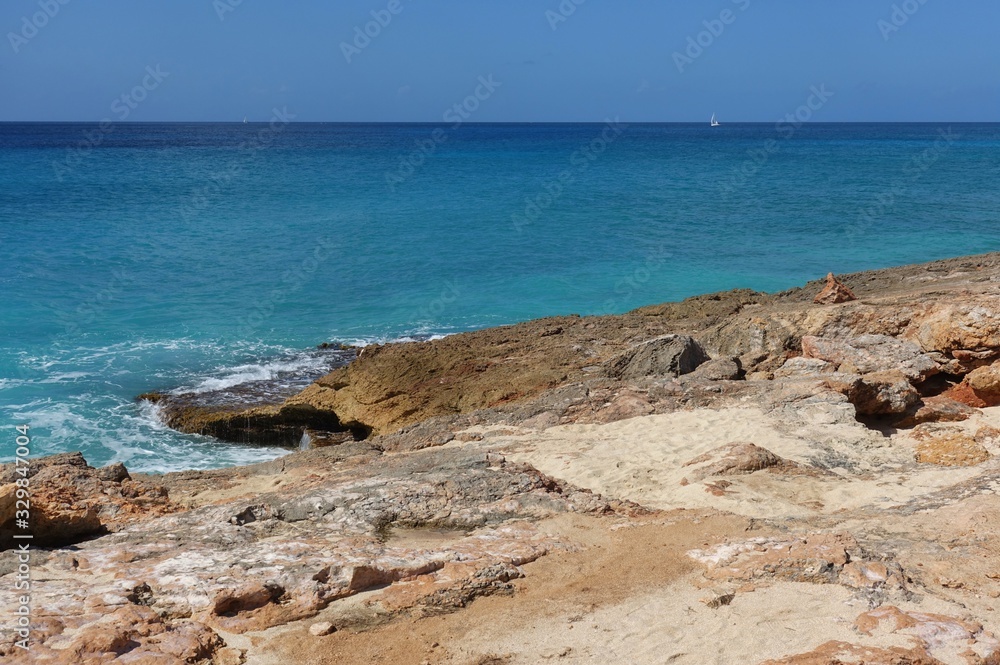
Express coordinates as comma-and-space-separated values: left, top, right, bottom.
494, 408, 981, 518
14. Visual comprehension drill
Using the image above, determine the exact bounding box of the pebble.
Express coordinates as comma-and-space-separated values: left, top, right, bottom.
309, 621, 336, 636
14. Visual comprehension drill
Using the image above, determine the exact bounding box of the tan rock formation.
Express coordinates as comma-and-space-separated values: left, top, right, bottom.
813, 272, 857, 304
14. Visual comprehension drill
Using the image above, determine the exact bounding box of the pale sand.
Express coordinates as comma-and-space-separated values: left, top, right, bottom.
447, 581, 979, 665
477, 406, 994, 519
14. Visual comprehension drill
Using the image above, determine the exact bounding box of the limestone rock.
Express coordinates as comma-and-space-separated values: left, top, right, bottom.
590, 390, 654, 423
0, 453, 174, 550
894, 396, 978, 428
698, 315, 800, 373
965, 361, 1000, 406
604, 335, 709, 380
215, 647, 247, 665
688, 533, 859, 585
0, 604, 225, 665
857, 371, 923, 415
683, 442, 788, 482
761, 641, 940, 665
822, 370, 922, 416
839, 561, 906, 590
309, 621, 336, 636
688, 357, 743, 381
852, 606, 1000, 662
801, 334, 940, 383
0, 446, 641, 655
941, 381, 989, 408
96, 462, 130, 482
773, 357, 837, 378
813, 272, 857, 305
905, 299, 1000, 358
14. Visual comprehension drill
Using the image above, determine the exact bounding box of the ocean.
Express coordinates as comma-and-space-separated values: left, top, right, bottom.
1, 122, 998, 472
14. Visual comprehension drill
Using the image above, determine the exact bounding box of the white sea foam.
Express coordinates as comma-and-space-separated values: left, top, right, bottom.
170, 353, 334, 395
39, 371, 91, 383
2, 392, 289, 473
344, 331, 456, 347
2, 332, 461, 473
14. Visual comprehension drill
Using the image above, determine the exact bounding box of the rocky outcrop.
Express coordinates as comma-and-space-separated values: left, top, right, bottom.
801, 334, 940, 383
813, 272, 857, 305
604, 334, 709, 379
688, 532, 878, 586
0, 446, 641, 661
0, 452, 174, 549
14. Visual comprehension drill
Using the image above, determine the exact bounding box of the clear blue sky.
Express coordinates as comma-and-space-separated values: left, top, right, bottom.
2, 0, 997, 122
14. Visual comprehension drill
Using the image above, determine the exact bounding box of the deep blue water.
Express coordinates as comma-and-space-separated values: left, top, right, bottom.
2, 122, 999, 471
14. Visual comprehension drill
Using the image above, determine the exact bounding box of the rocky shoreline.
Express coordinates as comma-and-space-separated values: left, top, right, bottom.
6, 252, 1000, 663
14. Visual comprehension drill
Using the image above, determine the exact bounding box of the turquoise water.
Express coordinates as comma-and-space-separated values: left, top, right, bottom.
2, 122, 999, 471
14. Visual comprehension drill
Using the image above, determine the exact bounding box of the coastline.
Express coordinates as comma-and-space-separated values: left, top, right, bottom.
6, 250, 1000, 663
142, 250, 1000, 449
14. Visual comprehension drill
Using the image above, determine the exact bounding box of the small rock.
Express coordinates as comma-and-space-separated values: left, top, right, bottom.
894, 395, 977, 428
964, 361, 1000, 406
604, 335, 710, 380
773, 357, 837, 378
309, 621, 336, 636
826, 370, 921, 416
96, 462, 130, 482
689, 357, 743, 381
520, 411, 561, 430
215, 647, 246, 665
703, 592, 735, 609
813, 272, 857, 305
683, 442, 789, 481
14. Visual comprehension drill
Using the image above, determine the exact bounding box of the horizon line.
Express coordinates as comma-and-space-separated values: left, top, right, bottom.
2, 120, 998, 125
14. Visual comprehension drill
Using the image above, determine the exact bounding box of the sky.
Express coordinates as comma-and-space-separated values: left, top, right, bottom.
1, 0, 998, 122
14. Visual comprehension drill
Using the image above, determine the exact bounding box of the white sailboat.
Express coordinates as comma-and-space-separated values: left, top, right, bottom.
710, 113, 720, 127
243, 115, 248, 124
